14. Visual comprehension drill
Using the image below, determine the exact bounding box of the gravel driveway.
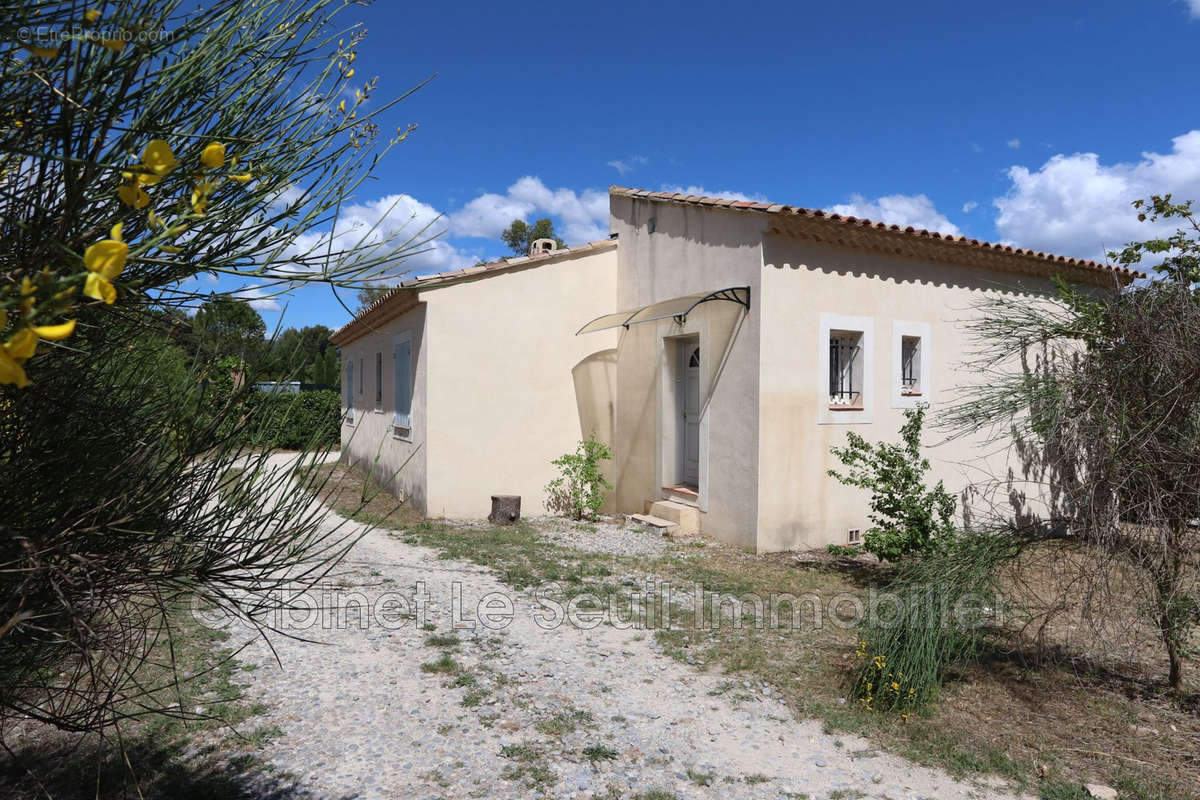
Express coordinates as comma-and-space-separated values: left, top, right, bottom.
223, 457, 1025, 800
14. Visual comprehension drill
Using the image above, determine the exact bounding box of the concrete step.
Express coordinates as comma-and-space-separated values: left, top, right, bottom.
648, 500, 701, 535
662, 484, 699, 504
630, 513, 678, 537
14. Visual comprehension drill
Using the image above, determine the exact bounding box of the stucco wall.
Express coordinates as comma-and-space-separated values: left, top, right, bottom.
337, 194, 1088, 551
339, 303, 429, 515
756, 234, 1065, 551
421, 246, 619, 518
610, 196, 766, 549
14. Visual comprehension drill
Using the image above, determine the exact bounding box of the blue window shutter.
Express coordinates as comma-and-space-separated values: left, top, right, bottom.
393, 338, 412, 427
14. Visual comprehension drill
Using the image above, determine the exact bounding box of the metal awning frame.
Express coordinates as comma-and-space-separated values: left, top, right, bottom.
576, 285, 751, 335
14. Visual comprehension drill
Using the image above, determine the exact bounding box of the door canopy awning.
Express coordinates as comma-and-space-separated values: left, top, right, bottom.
576, 286, 750, 335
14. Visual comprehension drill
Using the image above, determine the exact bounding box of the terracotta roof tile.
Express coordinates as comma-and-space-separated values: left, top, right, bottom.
610, 186, 1142, 282
329, 238, 618, 345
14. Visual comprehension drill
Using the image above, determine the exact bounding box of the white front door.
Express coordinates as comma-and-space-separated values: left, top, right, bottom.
677, 338, 701, 488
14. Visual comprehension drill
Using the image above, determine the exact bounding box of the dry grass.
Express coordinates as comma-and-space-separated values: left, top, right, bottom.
313, 465, 1199, 800
302, 461, 423, 528
998, 541, 1191, 679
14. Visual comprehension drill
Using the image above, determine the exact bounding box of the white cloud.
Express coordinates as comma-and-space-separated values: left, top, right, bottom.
962, 201, 979, 213
268, 183, 305, 210
971, 142, 983, 154
234, 286, 282, 312
1007, 138, 1021, 149
607, 155, 648, 176
447, 176, 610, 245
283, 192, 468, 281
1187, 0, 1200, 18
993, 130, 1200, 259
827, 193, 963, 236
659, 185, 768, 203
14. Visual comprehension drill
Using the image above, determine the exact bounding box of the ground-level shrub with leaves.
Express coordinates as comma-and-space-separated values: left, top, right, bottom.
544, 433, 613, 520
828, 405, 956, 563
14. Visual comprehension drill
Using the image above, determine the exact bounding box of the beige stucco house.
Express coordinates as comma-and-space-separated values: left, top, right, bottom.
330, 187, 1138, 552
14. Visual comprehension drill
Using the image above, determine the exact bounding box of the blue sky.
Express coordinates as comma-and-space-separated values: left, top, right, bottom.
232, 0, 1200, 331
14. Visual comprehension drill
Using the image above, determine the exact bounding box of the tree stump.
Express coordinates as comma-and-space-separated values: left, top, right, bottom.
488, 495, 521, 525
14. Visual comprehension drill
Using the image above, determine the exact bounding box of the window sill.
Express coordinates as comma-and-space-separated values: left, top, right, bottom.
828, 405, 864, 412
900, 391, 923, 397
374, 407, 384, 414
392, 425, 412, 441
344, 416, 355, 425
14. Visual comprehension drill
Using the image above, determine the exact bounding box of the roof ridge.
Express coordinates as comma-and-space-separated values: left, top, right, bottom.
330, 238, 617, 343
609, 186, 1142, 280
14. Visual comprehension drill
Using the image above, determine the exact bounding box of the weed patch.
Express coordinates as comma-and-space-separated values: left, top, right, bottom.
582, 743, 618, 763
419, 653, 460, 675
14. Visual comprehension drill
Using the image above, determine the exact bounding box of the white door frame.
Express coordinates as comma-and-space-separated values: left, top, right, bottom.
675, 336, 701, 488
656, 321, 709, 511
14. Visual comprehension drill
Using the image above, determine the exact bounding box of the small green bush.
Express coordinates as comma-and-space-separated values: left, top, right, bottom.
545, 433, 613, 521
828, 404, 956, 562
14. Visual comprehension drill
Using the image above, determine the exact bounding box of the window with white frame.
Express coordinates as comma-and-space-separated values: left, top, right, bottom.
818, 313, 874, 424
344, 359, 354, 422
829, 330, 864, 408
374, 351, 383, 411
393, 331, 412, 434
891, 321, 932, 409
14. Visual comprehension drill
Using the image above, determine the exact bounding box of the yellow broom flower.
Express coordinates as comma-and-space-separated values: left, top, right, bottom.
229, 172, 252, 183
200, 141, 226, 168
0, 317, 74, 388
5, 328, 36, 360
118, 183, 150, 209
82, 222, 127, 304
32, 319, 76, 341
142, 140, 176, 176
191, 180, 215, 215
0, 346, 28, 388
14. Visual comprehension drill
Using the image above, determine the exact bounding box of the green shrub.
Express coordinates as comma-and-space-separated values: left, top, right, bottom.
828, 404, 956, 562
0, 0, 404, 743
545, 433, 613, 521
238, 390, 341, 449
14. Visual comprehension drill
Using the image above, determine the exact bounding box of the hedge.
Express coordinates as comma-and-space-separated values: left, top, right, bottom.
236, 389, 341, 450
